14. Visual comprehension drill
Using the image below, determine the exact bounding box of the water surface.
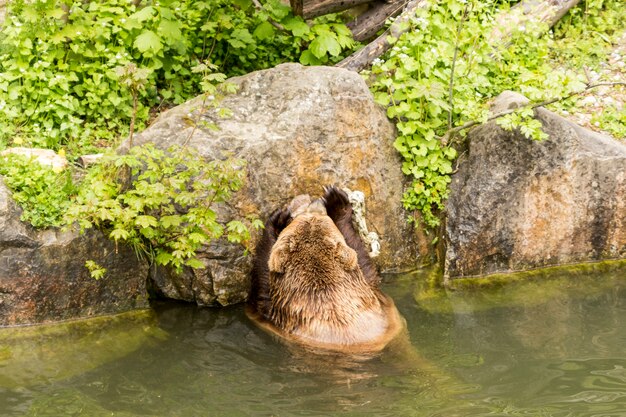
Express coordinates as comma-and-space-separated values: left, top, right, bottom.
1, 268, 625, 416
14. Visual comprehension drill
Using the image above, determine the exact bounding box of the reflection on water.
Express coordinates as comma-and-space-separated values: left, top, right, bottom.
0, 268, 625, 416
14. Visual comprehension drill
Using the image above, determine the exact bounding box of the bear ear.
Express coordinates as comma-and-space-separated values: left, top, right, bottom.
268, 248, 284, 273
268, 239, 288, 273
336, 242, 358, 270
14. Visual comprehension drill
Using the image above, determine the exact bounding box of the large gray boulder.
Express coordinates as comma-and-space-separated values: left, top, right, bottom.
0, 180, 149, 326
133, 63, 424, 306
445, 91, 626, 281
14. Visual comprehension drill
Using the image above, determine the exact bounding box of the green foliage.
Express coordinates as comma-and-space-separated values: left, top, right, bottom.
551, 0, 626, 69
65, 144, 260, 272
592, 105, 626, 139
0, 153, 75, 228
495, 107, 549, 141
85, 260, 106, 280
368, 0, 619, 228
185, 60, 238, 137
0, 0, 356, 156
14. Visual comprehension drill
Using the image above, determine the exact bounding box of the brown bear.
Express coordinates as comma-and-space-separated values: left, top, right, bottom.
247, 186, 403, 352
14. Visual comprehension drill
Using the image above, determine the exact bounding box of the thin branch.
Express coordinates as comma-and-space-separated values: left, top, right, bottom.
129, 88, 138, 148
448, 2, 471, 130
441, 82, 626, 144
182, 94, 210, 148
251, 0, 285, 31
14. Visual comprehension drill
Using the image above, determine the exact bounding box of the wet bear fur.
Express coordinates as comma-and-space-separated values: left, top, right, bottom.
248, 186, 402, 352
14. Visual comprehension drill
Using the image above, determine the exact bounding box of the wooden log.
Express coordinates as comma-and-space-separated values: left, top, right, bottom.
337, 0, 427, 72
291, 0, 376, 19
491, 0, 581, 43
347, 0, 407, 42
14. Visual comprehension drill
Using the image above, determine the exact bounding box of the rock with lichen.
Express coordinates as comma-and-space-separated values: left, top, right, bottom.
132, 63, 426, 306
445, 91, 626, 281
0, 179, 149, 326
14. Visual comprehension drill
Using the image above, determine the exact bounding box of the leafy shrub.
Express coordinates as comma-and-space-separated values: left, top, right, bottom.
0, 153, 75, 228
551, 0, 625, 68
65, 144, 262, 272
592, 105, 626, 139
0, 0, 356, 155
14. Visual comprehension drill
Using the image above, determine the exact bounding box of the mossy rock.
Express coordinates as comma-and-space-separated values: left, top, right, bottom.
408, 261, 626, 314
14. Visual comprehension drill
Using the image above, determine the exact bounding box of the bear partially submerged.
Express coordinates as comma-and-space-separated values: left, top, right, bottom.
247, 186, 403, 352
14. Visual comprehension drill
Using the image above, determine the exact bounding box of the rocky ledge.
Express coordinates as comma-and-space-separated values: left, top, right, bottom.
445, 91, 626, 281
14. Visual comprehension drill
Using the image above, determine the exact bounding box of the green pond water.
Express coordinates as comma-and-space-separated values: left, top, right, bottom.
1, 268, 625, 417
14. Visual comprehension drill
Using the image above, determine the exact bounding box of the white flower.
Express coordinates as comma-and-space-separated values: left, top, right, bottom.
414, 17, 428, 27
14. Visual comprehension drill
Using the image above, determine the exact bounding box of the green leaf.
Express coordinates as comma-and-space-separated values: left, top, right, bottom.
155, 251, 174, 266
229, 28, 254, 48
85, 260, 106, 280
135, 215, 158, 228
253, 21, 275, 40
188, 232, 207, 244
129, 6, 155, 23
159, 19, 182, 42
282, 17, 310, 37
185, 257, 205, 269
110, 228, 130, 241
134, 30, 163, 54
299, 50, 322, 66
160, 215, 182, 228
309, 32, 342, 58
233, 0, 252, 9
